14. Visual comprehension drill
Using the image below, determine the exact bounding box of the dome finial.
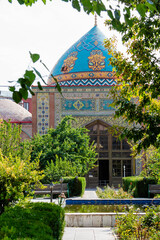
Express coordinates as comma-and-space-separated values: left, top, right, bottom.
94, 14, 97, 26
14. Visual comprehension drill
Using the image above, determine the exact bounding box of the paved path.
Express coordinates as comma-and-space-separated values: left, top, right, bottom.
82, 189, 99, 199
63, 227, 116, 240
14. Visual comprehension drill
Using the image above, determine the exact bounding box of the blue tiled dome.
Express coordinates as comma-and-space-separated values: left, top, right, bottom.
48, 25, 116, 87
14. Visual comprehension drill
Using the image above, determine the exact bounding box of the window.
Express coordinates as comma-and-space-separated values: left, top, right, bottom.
112, 137, 121, 150
88, 122, 109, 152
23, 102, 29, 111
112, 160, 121, 177
112, 160, 131, 177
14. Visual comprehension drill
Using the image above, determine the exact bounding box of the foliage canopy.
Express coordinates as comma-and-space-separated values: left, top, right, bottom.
30, 116, 97, 176
104, 0, 160, 152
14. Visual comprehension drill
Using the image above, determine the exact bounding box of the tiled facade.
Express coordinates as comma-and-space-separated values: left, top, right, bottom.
31, 25, 142, 186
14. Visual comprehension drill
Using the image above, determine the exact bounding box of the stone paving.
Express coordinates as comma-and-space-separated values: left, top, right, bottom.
63, 227, 116, 240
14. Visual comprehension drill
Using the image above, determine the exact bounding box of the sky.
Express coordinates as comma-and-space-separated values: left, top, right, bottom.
0, 0, 124, 91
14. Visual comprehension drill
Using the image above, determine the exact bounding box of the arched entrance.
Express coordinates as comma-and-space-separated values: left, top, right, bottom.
85, 120, 133, 188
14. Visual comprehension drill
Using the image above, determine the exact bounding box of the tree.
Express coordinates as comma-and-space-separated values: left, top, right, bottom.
30, 116, 97, 176
8, 0, 106, 15
43, 157, 78, 182
0, 121, 43, 214
104, 0, 160, 152
0, 120, 31, 159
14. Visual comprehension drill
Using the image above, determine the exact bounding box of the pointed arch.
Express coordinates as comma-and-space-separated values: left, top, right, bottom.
85, 119, 134, 187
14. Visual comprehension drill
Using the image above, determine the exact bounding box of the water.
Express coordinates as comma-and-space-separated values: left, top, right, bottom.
64, 204, 143, 213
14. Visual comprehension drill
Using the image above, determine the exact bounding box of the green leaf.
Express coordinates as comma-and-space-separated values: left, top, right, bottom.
28, 88, 35, 96
19, 88, 28, 100
17, 0, 24, 4
136, 4, 147, 18
9, 86, 15, 92
111, 19, 123, 31
24, 70, 36, 83
72, 0, 80, 12
114, 9, 120, 21
52, 76, 62, 95
125, 7, 130, 18
38, 81, 43, 90
29, 52, 40, 63
80, 0, 92, 13
8, 0, 12, 3
41, 0, 46, 4
55, 83, 62, 95
124, 14, 134, 27
32, 67, 47, 85
145, 1, 157, 11
13, 91, 22, 103
107, 10, 114, 20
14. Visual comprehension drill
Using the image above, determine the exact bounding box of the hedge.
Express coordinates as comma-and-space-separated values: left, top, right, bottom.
63, 177, 86, 197
122, 176, 157, 198
0, 202, 65, 240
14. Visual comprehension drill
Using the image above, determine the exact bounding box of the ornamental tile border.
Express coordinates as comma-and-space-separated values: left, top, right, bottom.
32, 86, 111, 93
48, 71, 115, 83
37, 93, 49, 135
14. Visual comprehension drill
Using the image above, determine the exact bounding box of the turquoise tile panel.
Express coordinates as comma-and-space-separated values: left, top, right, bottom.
62, 99, 96, 111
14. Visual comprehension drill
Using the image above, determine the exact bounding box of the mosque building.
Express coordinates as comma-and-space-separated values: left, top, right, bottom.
32, 21, 137, 187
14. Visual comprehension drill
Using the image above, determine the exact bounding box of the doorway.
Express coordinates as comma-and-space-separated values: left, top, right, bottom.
85, 119, 133, 187
99, 160, 109, 186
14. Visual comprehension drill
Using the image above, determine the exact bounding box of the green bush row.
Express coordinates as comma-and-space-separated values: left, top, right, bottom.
122, 176, 157, 198
0, 202, 65, 240
63, 177, 86, 197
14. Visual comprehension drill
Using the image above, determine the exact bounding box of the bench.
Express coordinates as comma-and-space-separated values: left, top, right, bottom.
33, 183, 68, 202
148, 184, 160, 198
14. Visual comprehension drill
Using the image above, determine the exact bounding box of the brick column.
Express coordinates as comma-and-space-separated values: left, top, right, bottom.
32, 94, 37, 136
49, 92, 55, 129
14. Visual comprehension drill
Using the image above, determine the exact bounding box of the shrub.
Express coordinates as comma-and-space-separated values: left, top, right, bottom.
63, 177, 86, 197
122, 176, 157, 198
42, 157, 78, 183
96, 185, 134, 199
0, 202, 65, 240
0, 151, 43, 214
140, 147, 160, 184
115, 206, 160, 240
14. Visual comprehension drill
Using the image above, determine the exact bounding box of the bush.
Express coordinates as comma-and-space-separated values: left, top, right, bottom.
63, 177, 86, 197
0, 202, 65, 240
0, 151, 43, 214
96, 185, 134, 199
42, 157, 78, 183
115, 206, 160, 240
122, 176, 157, 198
